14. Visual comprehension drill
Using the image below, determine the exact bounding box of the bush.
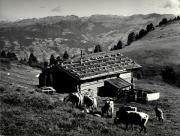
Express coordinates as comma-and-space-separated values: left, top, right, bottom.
175, 75, 180, 87
1, 94, 23, 106
161, 66, 177, 84
24, 96, 51, 110
0, 86, 5, 93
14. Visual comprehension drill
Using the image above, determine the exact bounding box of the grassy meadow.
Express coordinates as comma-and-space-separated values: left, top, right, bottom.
0, 60, 180, 136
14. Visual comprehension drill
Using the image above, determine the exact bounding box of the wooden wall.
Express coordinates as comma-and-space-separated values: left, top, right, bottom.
80, 71, 132, 96
119, 72, 132, 83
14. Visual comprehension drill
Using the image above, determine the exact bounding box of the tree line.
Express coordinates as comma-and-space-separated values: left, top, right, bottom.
18, 50, 70, 69
158, 16, 180, 27
0, 50, 18, 60
109, 15, 180, 51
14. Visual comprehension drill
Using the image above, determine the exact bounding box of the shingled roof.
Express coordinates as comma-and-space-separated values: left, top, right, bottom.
58, 50, 141, 81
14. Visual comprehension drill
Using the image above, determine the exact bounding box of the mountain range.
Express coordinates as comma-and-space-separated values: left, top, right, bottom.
0, 13, 173, 61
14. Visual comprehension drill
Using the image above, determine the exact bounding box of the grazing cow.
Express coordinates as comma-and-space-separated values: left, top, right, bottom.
83, 95, 97, 112
116, 106, 137, 119
63, 92, 83, 108
114, 111, 149, 133
101, 100, 114, 118
155, 106, 164, 122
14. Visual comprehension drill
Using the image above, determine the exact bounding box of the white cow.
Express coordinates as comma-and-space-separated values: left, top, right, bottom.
83, 95, 97, 112
63, 92, 83, 108
114, 111, 149, 133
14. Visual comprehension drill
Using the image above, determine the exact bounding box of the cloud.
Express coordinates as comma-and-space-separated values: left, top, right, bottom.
40, 6, 46, 9
51, 5, 61, 13
163, 0, 180, 8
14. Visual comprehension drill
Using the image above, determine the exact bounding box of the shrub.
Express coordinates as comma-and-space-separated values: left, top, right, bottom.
57, 120, 72, 129
73, 111, 86, 118
175, 74, 180, 87
1, 94, 23, 106
24, 96, 51, 110
0, 86, 5, 93
161, 66, 177, 84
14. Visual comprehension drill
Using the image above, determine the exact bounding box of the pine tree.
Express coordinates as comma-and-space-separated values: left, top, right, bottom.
0, 50, 6, 58
138, 29, 147, 39
116, 40, 122, 49
28, 53, 38, 66
63, 51, 69, 60
127, 32, 135, 45
50, 54, 56, 66
94, 44, 102, 53
146, 23, 155, 32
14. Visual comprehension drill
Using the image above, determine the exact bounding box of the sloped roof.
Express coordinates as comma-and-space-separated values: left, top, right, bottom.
105, 78, 132, 89
59, 50, 141, 81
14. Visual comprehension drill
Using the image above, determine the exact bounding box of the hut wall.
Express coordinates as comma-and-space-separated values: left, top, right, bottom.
80, 76, 118, 96
80, 71, 132, 96
119, 72, 132, 90
119, 72, 132, 83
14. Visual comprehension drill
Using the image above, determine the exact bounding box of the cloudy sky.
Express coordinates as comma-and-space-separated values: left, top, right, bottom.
0, 0, 180, 21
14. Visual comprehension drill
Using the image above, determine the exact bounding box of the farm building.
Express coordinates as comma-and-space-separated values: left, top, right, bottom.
39, 50, 141, 96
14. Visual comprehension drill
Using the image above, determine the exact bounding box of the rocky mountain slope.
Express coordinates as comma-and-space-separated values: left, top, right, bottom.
0, 14, 173, 61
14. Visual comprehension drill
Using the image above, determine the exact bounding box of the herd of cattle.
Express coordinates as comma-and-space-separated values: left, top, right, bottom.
63, 92, 164, 133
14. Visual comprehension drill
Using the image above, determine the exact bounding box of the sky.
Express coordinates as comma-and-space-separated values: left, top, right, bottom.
0, 0, 180, 21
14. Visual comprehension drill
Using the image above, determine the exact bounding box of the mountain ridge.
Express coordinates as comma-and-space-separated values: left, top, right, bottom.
0, 13, 174, 61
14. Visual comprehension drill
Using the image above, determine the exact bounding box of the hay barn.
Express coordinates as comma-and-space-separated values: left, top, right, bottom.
39, 50, 141, 96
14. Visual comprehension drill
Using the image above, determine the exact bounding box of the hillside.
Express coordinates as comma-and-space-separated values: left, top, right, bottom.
0, 14, 173, 61
121, 21, 180, 76
0, 61, 180, 136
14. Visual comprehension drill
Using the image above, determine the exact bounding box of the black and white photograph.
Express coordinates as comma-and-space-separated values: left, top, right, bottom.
0, 0, 180, 135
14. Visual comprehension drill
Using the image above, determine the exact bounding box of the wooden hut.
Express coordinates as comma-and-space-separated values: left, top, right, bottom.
39, 50, 141, 95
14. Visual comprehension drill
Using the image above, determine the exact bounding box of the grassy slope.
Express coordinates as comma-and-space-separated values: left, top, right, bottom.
0, 61, 180, 136
121, 21, 180, 75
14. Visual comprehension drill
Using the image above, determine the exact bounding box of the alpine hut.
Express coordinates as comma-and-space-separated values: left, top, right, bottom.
39, 50, 141, 96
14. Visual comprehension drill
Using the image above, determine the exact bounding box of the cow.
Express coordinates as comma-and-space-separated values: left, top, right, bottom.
101, 100, 114, 118
114, 111, 149, 133
119, 106, 137, 113
63, 92, 83, 108
115, 105, 137, 129
83, 95, 97, 112
155, 106, 164, 122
